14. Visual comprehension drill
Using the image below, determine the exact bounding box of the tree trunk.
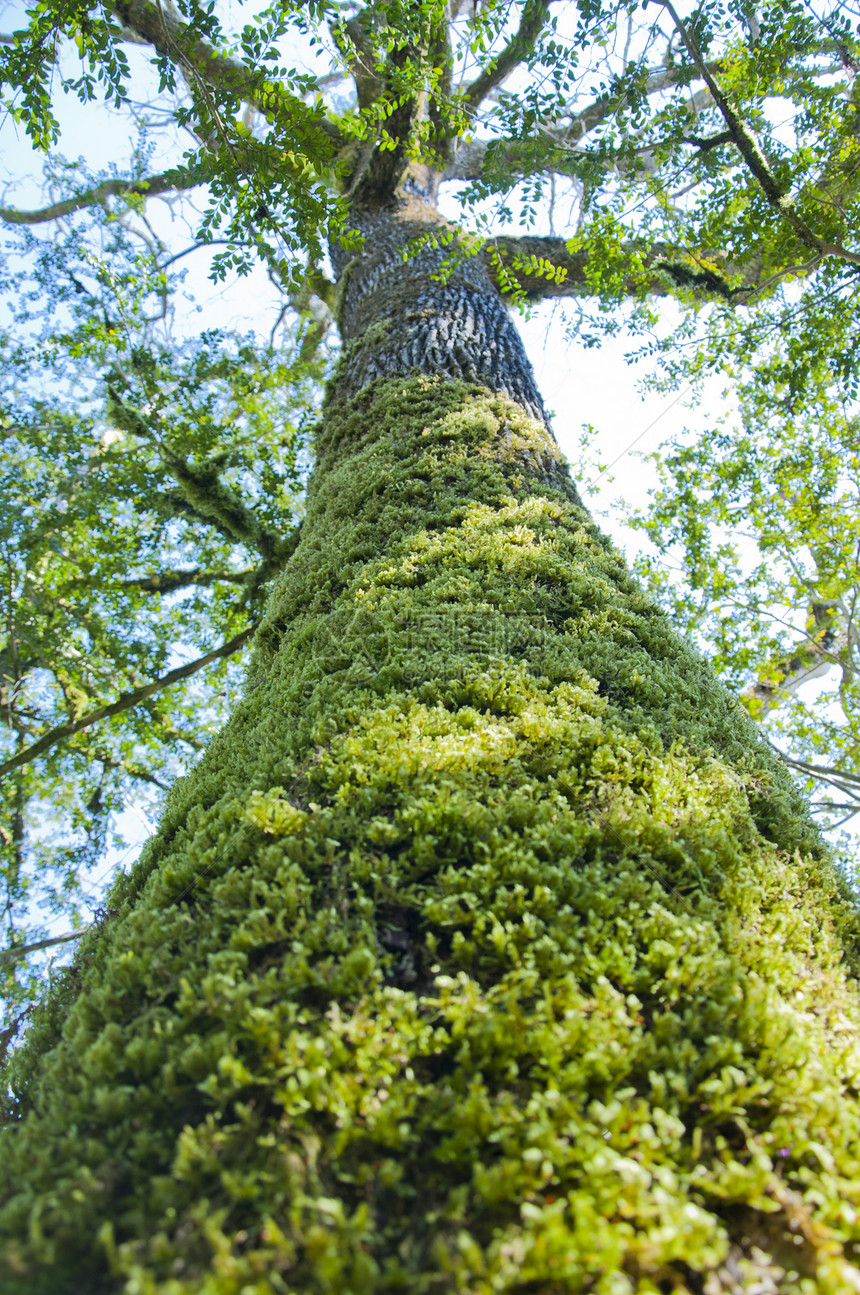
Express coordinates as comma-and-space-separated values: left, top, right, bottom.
2, 201, 860, 1294
331, 205, 552, 427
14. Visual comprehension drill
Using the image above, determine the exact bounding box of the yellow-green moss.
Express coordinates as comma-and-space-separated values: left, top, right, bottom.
2, 376, 860, 1293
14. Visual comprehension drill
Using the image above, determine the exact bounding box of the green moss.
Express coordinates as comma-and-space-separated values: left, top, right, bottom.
2, 376, 860, 1293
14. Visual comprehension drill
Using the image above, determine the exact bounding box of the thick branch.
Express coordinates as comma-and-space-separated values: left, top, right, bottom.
106, 380, 300, 563
483, 234, 763, 301
743, 602, 843, 716
0, 167, 198, 225
0, 930, 84, 968
104, 567, 257, 594
331, 12, 385, 112
108, 0, 341, 147
161, 461, 294, 562
0, 626, 254, 779
346, 43, 429, 206
460, 0, 551, 114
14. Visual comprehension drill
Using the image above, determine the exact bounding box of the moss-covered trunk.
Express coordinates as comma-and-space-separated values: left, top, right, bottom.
3, 202, 860, 1295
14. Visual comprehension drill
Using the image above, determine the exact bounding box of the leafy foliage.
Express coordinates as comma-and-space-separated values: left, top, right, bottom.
629, 330, 860, 837
0, 206, 321, 1012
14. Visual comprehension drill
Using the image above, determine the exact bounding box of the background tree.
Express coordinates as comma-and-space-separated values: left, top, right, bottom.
626, 338, 860, 837
0, 202, 322, 1014
2, 0, 860, 1290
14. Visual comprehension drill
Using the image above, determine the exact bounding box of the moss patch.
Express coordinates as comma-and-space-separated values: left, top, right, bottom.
2, 377, 859, 1294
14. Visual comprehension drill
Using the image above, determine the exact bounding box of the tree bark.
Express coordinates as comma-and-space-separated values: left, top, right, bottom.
331, 204, 574, 476
2, 200, 860, 1294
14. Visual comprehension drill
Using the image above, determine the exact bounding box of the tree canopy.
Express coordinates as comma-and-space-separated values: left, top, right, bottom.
1, 0, 860, 1013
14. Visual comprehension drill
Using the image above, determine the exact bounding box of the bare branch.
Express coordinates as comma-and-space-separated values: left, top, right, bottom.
100, 755, 171, 791
0, 167, 199, 225
0, 626, 255, 780
99, 567, 257, 594
779, 754, 860, 792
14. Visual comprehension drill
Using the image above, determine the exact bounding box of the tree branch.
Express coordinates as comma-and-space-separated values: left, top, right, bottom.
779, 754, 860, 792
743, 602, 844, 717
331, 11, 385, 112
444, 65, 720, 182
97, 752, 171, 791
482, 233, 762, 301
107, 0, 342, 146
159, 465, 297, 562
0, 626, 255, 780
0, 167, 199, 225
0, 929, 84, 968
656, 0, 860, 270
681, 130, 734, 153
99, 567, 257, 594
460, 0, 551, 114
106, 379, 301, 563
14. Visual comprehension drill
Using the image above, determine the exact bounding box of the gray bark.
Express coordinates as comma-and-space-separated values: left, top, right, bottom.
333, 207, 548, 427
